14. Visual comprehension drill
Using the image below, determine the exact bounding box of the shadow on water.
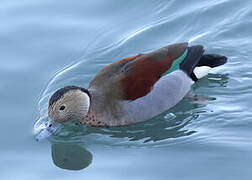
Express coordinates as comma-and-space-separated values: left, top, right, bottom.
47, 73, 228, 171
51, 143, 92, 170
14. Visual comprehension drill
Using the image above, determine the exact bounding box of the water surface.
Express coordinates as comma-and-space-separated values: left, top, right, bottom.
1, 0, 252, 179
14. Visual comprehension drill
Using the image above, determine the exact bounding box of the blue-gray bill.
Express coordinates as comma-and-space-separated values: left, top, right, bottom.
35, 119, 62, 142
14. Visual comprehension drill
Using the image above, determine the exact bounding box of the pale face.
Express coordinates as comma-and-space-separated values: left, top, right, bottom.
48, 89, 90, 123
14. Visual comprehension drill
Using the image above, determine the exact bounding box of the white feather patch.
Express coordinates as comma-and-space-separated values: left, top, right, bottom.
82, 92, 90, 114
193, 66, 212, 79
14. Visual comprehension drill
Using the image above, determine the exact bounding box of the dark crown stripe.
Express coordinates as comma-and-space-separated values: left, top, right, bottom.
49, 86, 90, 106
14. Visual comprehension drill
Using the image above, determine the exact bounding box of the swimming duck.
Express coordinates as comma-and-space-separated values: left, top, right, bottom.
36, 42, 227, 141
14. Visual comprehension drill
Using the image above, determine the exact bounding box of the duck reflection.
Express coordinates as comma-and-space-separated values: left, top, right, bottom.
51, 143, 92, 170
49, 74, 228, 170
49, 73, 228, 169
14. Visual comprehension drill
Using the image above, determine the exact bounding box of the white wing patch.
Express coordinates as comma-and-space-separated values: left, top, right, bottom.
193, 66, 212, 79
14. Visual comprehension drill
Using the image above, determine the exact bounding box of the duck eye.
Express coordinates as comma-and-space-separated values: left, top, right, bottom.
59, 105, 66, 111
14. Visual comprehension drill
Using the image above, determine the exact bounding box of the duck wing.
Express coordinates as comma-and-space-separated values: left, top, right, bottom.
89, 42, 190, 101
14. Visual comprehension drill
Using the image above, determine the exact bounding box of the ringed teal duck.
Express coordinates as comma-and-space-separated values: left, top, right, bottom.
36, 42, 227, 141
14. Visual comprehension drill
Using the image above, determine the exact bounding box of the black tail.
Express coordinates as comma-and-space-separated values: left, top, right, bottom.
197, 54, 227, 68
180, 45, 227, 81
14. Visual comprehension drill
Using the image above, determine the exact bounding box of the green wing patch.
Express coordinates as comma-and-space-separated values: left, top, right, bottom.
162, 48, 188, 76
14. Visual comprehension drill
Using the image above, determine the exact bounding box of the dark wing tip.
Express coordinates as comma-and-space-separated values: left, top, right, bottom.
180, 45, 205, 76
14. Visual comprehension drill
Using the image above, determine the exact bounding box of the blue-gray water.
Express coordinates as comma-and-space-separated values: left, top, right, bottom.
1, 0, 252, 179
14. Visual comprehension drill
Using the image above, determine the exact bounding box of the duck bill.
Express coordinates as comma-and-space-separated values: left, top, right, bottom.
35, 119, 62, 142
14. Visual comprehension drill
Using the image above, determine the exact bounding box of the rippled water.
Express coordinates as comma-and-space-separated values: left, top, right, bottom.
1, 0, 252, 179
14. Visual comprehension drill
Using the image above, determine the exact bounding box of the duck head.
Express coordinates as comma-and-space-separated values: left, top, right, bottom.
36, 86, 90, 141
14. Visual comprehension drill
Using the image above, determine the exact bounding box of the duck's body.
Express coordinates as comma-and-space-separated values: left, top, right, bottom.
37, 42, 227, 141
72, 42, 226, 126
83, 70, 193, 126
